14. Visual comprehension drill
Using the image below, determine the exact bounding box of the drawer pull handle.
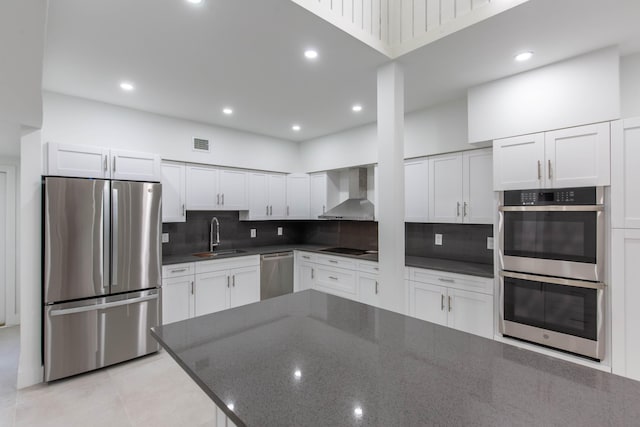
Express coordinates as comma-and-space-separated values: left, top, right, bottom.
438, 278, 455, 283
329, 260, 338, 264
311, 268, 314, 279
170, 268, 187, 273
302, 256, 310, 260
329, 276, 338, 280
375, 281, 379, 295
441, 294, 445, 311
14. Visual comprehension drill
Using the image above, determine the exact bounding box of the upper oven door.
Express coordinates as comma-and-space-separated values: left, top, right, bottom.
499, 205, 604, 281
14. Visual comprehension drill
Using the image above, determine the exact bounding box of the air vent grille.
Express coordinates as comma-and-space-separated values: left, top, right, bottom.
193, 137, 210, 152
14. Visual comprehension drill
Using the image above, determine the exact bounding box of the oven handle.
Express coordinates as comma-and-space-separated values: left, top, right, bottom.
500, 271, 606, 290
499, 205, 604, 212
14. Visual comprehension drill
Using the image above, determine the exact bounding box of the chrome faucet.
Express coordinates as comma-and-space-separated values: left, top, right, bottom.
210, 217, 220, 252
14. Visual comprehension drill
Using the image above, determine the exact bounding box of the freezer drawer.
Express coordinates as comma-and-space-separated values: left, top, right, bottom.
44, 290, 160, 382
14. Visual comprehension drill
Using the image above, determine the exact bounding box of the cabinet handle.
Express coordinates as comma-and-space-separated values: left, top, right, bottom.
548, 160, 552, 180
322, 205, 325, 214
182, 204, 185, 216
456, 202, 461, 217
270, 205, 273, 216
232, 275, 235, 287
266, 205, 269, 215
302, 255, 310, 260
190, 281, 194, 295
374, 267, 379, 271
448, 296, 452, 312
329, 260, 338, 264
170, 268, 187, 273
438, 278, 455, 283
375, 281, 379, 295
113, 156, 117, 173
463, 202, 468, 217
537, 160, 542, 180
287, 206, 290, 216
441, 294, 445, 311
227, 276, 230, 288
103, 156, 108, 172
217, 194, 220, 205
329, 276, 338, 281
311, 268, 314, 279
222, 193, 225, 205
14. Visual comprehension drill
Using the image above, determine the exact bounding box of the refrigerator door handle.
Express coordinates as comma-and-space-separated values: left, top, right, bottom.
49, 294, 158, 317
112, 187, 118, 288
103, 182, 110, 290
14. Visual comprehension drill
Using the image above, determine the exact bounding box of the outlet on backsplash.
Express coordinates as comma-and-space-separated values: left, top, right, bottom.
277, 227, 283, 236
250, 229, 256, 238
162, 233, 169, 243
434, 234, 443, 246
487, 237, 494, 250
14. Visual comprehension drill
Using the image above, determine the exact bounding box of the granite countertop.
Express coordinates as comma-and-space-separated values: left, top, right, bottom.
152, 290, 640, 427
163, 245, 494, 278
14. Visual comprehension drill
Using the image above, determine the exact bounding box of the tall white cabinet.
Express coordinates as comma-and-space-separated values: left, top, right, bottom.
404, 159, 429, 222
161, 161, 186, 223
241, 172, 287, 220
286, 174, 310, 219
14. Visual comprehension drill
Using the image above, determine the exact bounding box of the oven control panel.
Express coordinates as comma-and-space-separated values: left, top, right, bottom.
504, 187, 600, 206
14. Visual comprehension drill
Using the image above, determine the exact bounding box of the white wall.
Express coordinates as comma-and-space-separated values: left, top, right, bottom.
42, 92, 300, 173
0, 121, 21, 158
621, 52, 640, 118
468, 47, 621, 143
299, 97, 477, 172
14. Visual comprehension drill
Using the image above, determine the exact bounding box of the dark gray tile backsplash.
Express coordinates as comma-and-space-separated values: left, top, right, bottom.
163, 212, 492, 266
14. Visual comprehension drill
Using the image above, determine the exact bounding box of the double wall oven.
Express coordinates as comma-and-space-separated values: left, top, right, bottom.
498, 187, 606, 360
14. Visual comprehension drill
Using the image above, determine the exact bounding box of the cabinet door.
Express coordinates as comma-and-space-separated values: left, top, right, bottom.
493, 133, 545, 190
161, 161, 186, 223
194, 271, 229, 317
161, 277, 193, 325
404, 159, 429, 222
408, 281, 447, 326
286, 174, 310, 219
230, 266, 260, 308
186, 165, 219, 210
313, 265, 357, 300
268, 174, 287, 219
246, 172, 269, 220
447, 288, 493, 339
612, 118, 640, 229
429, 153, 463, 223
612, 229, 640, 380
218, 168, 248, 210
309, 173, 327, 219
296, 262, 315, 292
545, 122, 610, 188
47, 143, 109, 179
358, 273, 380, 308
462, 149, 494, 224
111, 149, 161, 182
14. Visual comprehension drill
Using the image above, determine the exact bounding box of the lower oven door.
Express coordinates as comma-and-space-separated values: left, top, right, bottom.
499, 271, 605, 360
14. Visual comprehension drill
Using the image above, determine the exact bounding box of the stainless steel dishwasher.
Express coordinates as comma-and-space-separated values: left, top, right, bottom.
260, 252, 294, 300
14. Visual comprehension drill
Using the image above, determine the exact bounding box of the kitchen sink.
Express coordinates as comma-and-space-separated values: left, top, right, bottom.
192, 249, 246, 258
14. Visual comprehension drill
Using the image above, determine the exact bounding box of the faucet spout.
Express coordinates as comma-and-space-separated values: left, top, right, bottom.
210, 217, 220, 252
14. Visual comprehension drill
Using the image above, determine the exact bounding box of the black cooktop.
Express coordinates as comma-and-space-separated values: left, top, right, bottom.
319, 247, 368, 256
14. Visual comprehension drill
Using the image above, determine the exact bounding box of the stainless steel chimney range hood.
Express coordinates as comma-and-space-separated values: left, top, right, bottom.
318, 168, 375, 221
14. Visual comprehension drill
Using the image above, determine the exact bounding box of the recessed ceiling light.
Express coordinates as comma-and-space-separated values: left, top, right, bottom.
304, 49, 318, 60
119, 82, 134, 91
186, 0, 203, 4
352, 104, 363, 112
514, 51, 534, 62
223, 107, 233, 115
354, 407, 363, 418
292, 125, 301, 132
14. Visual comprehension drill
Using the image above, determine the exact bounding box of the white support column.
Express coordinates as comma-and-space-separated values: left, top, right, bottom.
377, 62, 405, 314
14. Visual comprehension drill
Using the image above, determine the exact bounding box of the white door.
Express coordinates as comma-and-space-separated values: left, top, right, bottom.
161, 161, 186, 223
429, 153, 463, 223
247, 172, 269, 220
111, 149, 161, 182
186, 165, 219, 210
268, 174, 287, 219
286, 174, 310, 219
447, 288, 493, 339
612, 118, 640, 229
0, 166, 16, 327
194, 271, 229, 316
358, 273, 380, 308
545, 122, 610, 188
0, 171, 5, 326
162, 277, 193, 324
493, 133, 545, 190
408, 281, 448, 326
404, 159, 429, 222
229, 266, 260, 308
218, 169, 248, 210
309, 173, 327, 219
463, 149, 494, 224
46, 142, 109, 179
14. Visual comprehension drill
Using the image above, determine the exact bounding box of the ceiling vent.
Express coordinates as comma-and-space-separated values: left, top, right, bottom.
192, 137, 210, 153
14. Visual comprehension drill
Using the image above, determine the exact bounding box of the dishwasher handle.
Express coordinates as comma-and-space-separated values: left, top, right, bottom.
261, 252, 293, 260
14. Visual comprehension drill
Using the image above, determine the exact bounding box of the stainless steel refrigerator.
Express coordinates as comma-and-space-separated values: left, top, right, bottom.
43, 176, 162, 382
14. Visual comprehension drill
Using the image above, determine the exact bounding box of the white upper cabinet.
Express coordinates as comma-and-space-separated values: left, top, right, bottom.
186, 165, 247, 211
268, 174, 287, 218
309, 173, 328, 219
427, 149, 492, 224
161, 161, 186, 223
612, 118, 640, 229
404, 158, 429, 222
429, 153, 463, 223
46, 143, 160, 181
493, 123, 610, 190
286, 174, 310, 219
493, 133, 545, 191
241, 172, 286, 220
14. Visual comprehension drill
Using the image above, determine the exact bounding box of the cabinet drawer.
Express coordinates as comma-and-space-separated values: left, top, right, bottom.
358, 260, 379, 274
315, 254, 357, 270
314, 266, 356, 295
195, 255, 260, 274
411, 268, 493, 295
162, 263, 195, 279
296, 251, 317, 263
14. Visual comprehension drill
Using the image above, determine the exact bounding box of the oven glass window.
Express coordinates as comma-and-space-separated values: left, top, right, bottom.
503, 211, 597, 263
504, 277, 597, 341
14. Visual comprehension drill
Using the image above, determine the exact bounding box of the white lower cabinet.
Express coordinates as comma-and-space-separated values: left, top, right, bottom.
407, 267, 494, 339
357, 272, 380, 308
228, 266, 261, 308
161, 275, 194, 324
194, 271, 228, 317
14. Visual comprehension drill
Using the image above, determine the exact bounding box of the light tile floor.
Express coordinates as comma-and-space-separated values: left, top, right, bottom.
0, 326, 220, 427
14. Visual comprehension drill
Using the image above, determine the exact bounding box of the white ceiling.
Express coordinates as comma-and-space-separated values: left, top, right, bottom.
43, 0, 640, 143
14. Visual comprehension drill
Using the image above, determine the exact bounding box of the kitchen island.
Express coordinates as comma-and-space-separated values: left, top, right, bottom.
151, 290, 640, 426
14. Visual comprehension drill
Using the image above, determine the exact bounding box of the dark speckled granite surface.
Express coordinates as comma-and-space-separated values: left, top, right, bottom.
152, 290, 640, 427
